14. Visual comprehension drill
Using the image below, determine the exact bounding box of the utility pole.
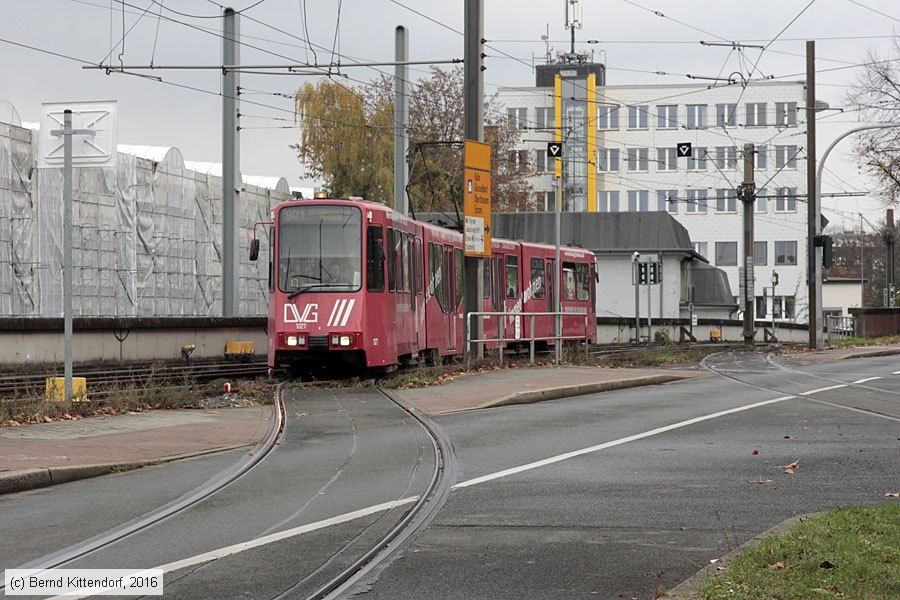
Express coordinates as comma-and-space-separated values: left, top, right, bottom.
739, 143, 756, 346
633, 252, 640, 344
463, 0, 484, 360
222, 8, 240, 317
394, 26, 409, 215
806, 40, 821, 349
886, 209, 895, 307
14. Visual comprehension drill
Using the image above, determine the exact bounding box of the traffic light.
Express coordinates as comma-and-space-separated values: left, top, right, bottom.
822, 235, 833, 268
813, 235, 834, 268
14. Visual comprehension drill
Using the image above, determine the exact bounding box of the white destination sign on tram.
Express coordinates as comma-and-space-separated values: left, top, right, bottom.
465, 216, 485, 253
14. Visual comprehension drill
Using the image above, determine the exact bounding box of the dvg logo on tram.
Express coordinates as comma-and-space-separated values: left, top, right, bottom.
284, 303, 318, 324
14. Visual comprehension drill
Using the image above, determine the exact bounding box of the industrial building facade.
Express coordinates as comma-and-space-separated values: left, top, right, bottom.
498, 68, 808, 323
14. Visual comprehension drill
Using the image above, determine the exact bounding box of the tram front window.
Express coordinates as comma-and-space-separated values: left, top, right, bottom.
278, 205, 362, 295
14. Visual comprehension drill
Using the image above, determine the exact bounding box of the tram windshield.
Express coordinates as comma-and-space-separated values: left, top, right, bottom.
278, 204, 362, 296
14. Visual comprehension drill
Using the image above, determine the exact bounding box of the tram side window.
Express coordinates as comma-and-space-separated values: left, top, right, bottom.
530, 257, 544, 299
397, 232, 407, 293
505, 256, 519, 298
562, 262, 577, 301
267, 227, 274, 292
429, 242, 444, 311
387, 228, 396, 291
415, 238, 423, 295
454, 248, 464, 309
366, 225, 385, 292
575, 262, 590, 301
394, 230, 403, 293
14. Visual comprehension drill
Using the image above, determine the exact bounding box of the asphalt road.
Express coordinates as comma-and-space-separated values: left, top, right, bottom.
2, 351, 897, 599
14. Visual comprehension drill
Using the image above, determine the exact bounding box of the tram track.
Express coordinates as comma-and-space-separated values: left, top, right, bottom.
0, 359, 269, 401
300, 382, 458, 600
701, 350, 900, 422
0, 383, 286, 591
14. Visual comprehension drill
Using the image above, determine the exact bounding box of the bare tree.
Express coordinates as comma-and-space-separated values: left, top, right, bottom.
847, 39, 900, 205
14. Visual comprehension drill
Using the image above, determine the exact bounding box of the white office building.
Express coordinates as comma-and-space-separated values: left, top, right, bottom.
498, 67, 808, 323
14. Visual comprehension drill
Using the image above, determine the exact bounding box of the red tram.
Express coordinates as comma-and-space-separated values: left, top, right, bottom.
250, 197, 597, 374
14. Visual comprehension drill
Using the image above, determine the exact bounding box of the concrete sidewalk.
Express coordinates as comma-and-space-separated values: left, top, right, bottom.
0, 405, 272, 495
394, 366, 708, 415
1, 343, 895, 495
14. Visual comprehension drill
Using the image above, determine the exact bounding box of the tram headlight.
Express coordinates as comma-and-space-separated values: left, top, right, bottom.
330, 334, 355, 347
284, 334, 306, 347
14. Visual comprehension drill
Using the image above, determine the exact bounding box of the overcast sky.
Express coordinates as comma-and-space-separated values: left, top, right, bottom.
2, 0, 898, 231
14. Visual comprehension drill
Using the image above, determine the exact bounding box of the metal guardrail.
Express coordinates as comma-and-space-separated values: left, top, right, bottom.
826, 315, 855, 343
465, 311, 591, 366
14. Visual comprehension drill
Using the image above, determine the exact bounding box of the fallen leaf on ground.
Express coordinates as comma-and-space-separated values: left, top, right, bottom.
784, 468, 795, 474
779, 460, 800, 469
752, 450, 761, 455
885, 492, 900, 497
749, 478, 774, 485
770, 561, 785, 569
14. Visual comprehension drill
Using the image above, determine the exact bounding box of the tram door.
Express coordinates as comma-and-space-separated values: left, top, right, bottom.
443, 245, 455, 351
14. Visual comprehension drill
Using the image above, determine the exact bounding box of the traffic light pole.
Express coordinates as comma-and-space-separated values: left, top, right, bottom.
740, 143, 756, 346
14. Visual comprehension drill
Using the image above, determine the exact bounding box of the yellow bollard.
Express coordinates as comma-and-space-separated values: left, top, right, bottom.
45, 377, 88, 403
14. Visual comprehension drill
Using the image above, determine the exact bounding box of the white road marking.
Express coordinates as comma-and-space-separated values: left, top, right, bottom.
799, 384, 847, 396
892, 370, 900, 375
852, 376, 883, 384
453, 396, 795, 489
49, 497, 419, 599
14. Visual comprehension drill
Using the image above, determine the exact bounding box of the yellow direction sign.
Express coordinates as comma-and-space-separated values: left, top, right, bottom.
464, 139, 491, 256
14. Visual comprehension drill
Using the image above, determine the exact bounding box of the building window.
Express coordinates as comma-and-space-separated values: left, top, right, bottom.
687, 104, 708, 128
507, 107, 527, 129
535, 149, 546, 173
687, 147, 707, 171
745, 102, 767, 126
775, 240, 798, 265
775, 187, 797, 212
754, 241, 767, 265
756, 187, 767, 213
626, 147, 649, 171
627, 190, 649, 212
656, 147, 677, 171
657, 189, 678, 214
756, 295, 767, 318
597, 148, 620, 172
535, 107, 552, 130
755, 146, 767, 170
686, 189, 708, 213
716, 103, 737, 127
657, 104, 678, 129
598, 105, 619, 129
715, 241, 738, 266
628, 105, 649, 129
598, 190, 619, 212
715, 146, 738, 170
775, 102, 797, 126
538, 191, 554, 211
693, 241, 708, 257
716, 188, 737, 213
775, 145, 799, 169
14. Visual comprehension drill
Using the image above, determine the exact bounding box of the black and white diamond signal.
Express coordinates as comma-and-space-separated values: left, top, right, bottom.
547, 142, 563, 158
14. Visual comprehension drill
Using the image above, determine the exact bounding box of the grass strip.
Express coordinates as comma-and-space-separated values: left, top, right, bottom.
699, 503, 900, 600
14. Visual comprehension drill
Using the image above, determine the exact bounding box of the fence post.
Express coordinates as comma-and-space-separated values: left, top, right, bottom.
499, 311, 504, 366
584, 314, 589, 360
465, 313, 471, 369
530, 314, 535, 365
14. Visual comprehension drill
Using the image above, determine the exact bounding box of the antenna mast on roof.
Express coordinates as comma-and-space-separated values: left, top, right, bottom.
565, 0, 583, 55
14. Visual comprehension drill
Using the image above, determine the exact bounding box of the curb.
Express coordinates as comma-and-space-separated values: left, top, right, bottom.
430, 373, 701, 415
837, 347, 900, 360
0, 443, 253, 496
660, 513, 818, 599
